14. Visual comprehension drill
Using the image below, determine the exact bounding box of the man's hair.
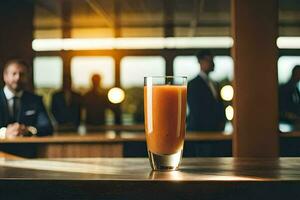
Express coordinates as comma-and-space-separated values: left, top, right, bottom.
196, 49, 213, 61
3, 59, 29, 73
292, 65, 300, 76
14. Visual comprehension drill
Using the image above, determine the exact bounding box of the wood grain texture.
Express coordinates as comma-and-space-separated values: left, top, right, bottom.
0, 158, 300, 199
38, 143, 123, 158
0, 151, 24, 159
0, 132, 299, 158
231, 0, 279, 157
0, 131, 299, 144
0, 132, 232, 143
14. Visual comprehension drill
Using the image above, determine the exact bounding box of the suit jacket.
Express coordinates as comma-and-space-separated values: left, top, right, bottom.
279, 81, 300, 123
0, 89, 53, 136
51, 90, 82, 127
83, 90, 110, 125
187, 75, 226, 131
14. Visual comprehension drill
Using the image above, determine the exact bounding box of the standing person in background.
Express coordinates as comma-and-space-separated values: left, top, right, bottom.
51, 75, 82, 129
0, 59, 53, 138
279, 65, 300, 129
83, 74, 112, 125
187, 50, 226, 131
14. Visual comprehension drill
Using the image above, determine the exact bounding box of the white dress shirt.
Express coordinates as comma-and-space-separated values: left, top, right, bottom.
199, 71, 218, 99
0, 87, 38, 138
3, 86, 23, 120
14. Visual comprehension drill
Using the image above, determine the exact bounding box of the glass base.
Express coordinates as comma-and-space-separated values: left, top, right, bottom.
148, 150, 183, 171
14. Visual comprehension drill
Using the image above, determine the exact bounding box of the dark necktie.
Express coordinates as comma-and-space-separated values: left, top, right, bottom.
12, 96, 20, 122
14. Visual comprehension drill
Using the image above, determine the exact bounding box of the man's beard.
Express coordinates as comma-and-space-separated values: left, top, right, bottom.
8, 83, 24, 92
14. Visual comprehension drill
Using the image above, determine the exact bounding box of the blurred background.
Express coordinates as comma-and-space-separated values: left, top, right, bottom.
1, 0, 300, 133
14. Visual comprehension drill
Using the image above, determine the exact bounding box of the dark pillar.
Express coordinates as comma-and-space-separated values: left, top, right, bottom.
114, 54, 122, 125
163, 0, 174, 37
164, 54, 175, 76
61, 0, 72, 79
231, 0, 279, 157
0, 0, 34, 89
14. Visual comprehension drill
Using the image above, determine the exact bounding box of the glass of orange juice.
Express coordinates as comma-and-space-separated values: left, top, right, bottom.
144, 76, 187, 171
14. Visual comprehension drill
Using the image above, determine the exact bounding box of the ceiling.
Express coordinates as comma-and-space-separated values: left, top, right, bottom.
34, 0, 300, 38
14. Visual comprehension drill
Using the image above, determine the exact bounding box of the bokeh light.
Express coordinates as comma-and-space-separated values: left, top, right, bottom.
108, 87, 125, 104
220, 85, 234, 101
225, 105, 234, 121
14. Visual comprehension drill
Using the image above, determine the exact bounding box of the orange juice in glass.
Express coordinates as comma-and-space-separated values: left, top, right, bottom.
144, 76, 187, 171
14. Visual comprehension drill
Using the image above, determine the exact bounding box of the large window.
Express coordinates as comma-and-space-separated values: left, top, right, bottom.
121, 56, 166, 88
71, 56, 115, 125
33, 56, 63, 109
34, 56, 63, 89
278, 56, 300, 84
174, 55, 234, 133
278, 56, 300, 132
173, 56, 233, 82
71, 56, 115, 92
121, 56, 166, 124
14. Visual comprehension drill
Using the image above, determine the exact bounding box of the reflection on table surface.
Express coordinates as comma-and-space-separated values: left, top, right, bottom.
0, 157, 298, 180
0, 157, 300, 199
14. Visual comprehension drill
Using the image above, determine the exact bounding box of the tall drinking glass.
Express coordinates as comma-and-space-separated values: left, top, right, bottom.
144, 76, 187, 171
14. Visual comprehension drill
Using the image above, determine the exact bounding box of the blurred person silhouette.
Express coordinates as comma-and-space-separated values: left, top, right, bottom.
279, 65, 300, 129
83, 74, 112, 125
51, 74, 82, 129
187, 49, 226, 131
0, 59, 53, 138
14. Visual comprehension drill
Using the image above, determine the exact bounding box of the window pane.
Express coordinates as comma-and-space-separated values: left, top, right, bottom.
278, 56, 300, 84
173, 56, 199, 81
174, 55, 234, 133
121, 56, 166, 88
121, 56, 165, 124
33, 56, 63, 88
173, 56, 233, 82
278, 56, 300, 132
211, 56, 234, 81
71, 56, 115, 90
33, 56, 63, 114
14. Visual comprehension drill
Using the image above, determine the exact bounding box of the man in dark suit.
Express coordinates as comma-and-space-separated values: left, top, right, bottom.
51, 75, 82, 128
279, 65, 300, 129
0, 59, 53, 138
187, 50, 226, 131
83, 74, 111, 125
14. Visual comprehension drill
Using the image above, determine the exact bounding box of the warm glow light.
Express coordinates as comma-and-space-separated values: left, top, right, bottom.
32, 38, 114, 51
149, 171, 184, 180
225, 105, 234, 121
116, 37, 165, 49
277, 37, 300, 49
108, 87, 125, 104
105, 131, 117, 139
32, 39, 64, 51
32, 37, 300, 51
220, 85, 234, 101
165, 37, 233, 48
32, 37, 234, 51
205, 175, 260, 181
63, 38, 114, 50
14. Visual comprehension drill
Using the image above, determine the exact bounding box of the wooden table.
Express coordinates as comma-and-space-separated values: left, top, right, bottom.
55, 124, 145, 132
0, 132, 300, 158
0, 132, 232, 158
0, 157, 299, 199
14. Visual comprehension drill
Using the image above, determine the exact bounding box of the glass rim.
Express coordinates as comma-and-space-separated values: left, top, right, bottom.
144, 76, 187, 79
